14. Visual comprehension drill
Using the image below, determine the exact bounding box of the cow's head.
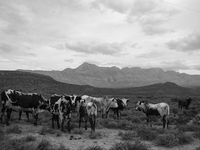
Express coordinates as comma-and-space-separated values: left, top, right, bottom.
135, 101, 145, 111
121, 98, 129, 107
108, 97, 118, 108
37, 94, 49, 110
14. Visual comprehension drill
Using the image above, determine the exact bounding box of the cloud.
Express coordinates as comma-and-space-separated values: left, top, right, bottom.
192, 65, 200, 70
166, 31, 200, 52
136, 51, 162, 58
91, 0, 179, 35
56, 41, 127, 55
160, 60, 191, 71
64, 59, 74, 63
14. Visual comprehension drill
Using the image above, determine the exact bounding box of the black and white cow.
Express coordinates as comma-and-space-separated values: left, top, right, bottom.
0, 89, 49, 126
108, 98, 129, 119
135, 101, 170, 129
178, 97, 193, 110
78, 99, 97, 132
49, 94, 72, 132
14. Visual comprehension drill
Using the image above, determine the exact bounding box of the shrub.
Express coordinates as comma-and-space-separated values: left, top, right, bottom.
110, 141, 150, 150
178, 124, 200, 132
155, 134, 178, 147
193, 131, 200, 139
84, 146, 105, 150
195, 146, 200, 150
0, 128, 5, 140
71, 128, 84, 134
57, 144, 70, 150
24, 135, 36, 142
0, 138, 36, 150
37, 139, 51, 150
6, 125, 22, 134
56, 131, 62, 137
119, 131, 137, 141
136, 127, 158, 141
176, 133, 193, 145
88, 132, 102, 139
39, 126, 55, 135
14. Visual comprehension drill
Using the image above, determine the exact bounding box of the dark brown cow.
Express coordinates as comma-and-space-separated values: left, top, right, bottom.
178, 98, 193, 110
0, 89, 48, 126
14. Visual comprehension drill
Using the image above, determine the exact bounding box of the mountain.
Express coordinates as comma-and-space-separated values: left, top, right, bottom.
19, 62, 200, 88
0, 71, 199, 98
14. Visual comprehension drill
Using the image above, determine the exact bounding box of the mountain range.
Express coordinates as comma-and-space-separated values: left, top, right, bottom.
19, 62, 200, 88
0, 71, 198, 97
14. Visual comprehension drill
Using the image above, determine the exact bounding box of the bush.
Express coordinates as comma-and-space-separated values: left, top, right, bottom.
178, 124, 200, 132
39, 126, 55, 135
155, 134, 178, 147
0, 128, 5, 140
24, 135, 36, 142
110, 141, 150, 150
136, 127, 158, 141
88, 132, 102, 139
0, 138, 35, 150
71, 128, 84, 134
119, 131, 137, 141
195, 146, 200, 150
37, 139, 51, 150
176, 133, 193, 145
6, 125, 22, 134
84, 146, 105, 150
193, 131, 200, 139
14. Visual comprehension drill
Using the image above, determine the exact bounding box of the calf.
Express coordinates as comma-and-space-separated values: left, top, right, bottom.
78, 100, 97, 132
135, 101, 170, 129
178, 98, 192, 110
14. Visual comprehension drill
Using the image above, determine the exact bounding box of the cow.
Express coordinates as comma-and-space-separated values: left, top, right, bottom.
108, 98, 129, 119
78, 99, 97, 132
135, 101, 170, 129
81, 95, 118, 118
178, 97, 193, 110
0, 89, 49, 126
49, 94, 72, 132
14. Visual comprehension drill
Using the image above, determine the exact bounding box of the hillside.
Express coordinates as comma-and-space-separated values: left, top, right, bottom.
0, 71, 199, 98
21, 62, 200, 88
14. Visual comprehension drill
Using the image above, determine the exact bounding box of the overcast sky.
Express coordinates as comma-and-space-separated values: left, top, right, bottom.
0, 0, 200, 74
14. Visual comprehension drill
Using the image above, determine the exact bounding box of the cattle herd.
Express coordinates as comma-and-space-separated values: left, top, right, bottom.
0, 89, 193, 133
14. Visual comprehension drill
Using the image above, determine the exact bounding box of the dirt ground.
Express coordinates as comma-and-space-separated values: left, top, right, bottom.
2, 122, 200, 150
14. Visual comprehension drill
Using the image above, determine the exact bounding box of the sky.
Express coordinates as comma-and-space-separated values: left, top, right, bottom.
0, 0, 200, 75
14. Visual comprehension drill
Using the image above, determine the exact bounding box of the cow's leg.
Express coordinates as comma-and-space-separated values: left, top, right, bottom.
52, 115, 55, 129
85, 115, 88, 130
167, 117, 169, 129
26, 112, 30, 122
146, 117, 149, 127
79, 115, 82, 128
56, 115, 60, 129
162, 115, 166, 129
89, 116, 94, 132
93, 115, 96, 132
61, 118, 65, 132
32, 112, 38, 126
67, 116, 71, 133
0, 106, 6, 124
116, 110, 119, 120
5, 108, 11, 126
19, 111, 22, 120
